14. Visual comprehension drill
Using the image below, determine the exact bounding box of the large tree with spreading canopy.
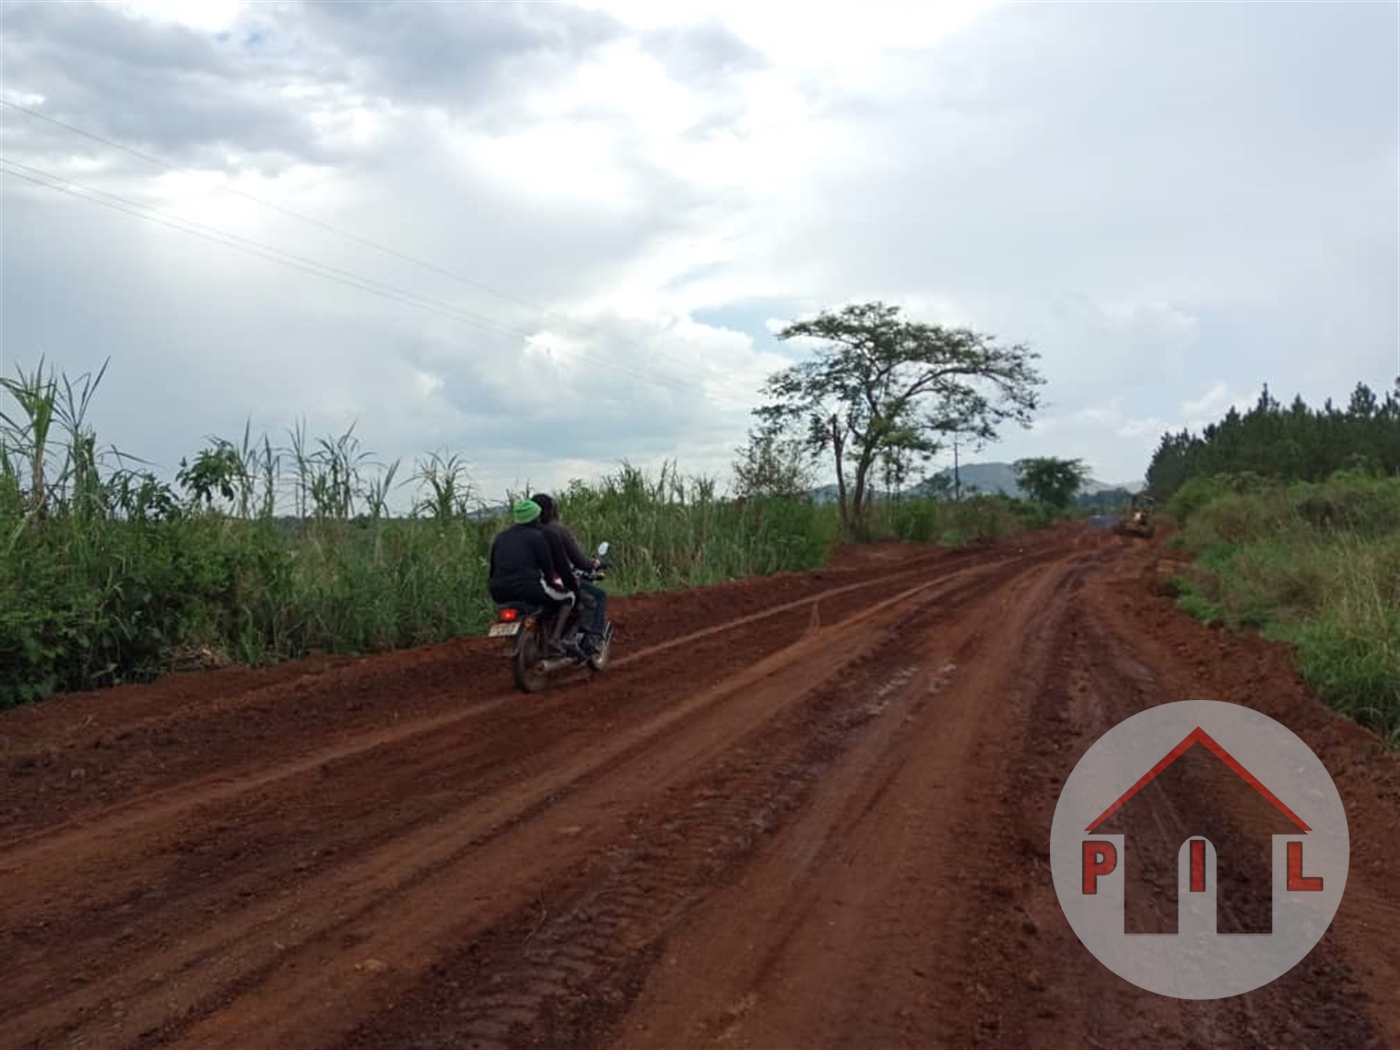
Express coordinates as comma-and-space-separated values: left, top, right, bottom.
754, 301, 1045, 535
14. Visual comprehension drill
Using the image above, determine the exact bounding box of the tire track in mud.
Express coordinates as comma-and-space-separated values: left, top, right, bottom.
331, 550, 1080, 1050
600, 547, 1101, 1050
959, 565, 1383, 1050
0, 545, 1018, 913
9, 527, 1391, 1050
1, 544, 998, 853
165, 556, 1051, 1050
1, 547, 1050, 1050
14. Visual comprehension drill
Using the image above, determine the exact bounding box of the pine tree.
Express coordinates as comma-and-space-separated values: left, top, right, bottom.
1146, 381, 1400, 498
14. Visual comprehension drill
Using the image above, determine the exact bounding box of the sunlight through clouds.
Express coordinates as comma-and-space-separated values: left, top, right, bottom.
2, 0, 1394, 494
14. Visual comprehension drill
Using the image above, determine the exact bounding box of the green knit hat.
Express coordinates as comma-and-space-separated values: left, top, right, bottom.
513, 498, 541, 524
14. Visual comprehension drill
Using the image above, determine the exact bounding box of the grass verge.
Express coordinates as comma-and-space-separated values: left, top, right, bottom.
1164, 471, 1400, 742
2, 359, 1047, 706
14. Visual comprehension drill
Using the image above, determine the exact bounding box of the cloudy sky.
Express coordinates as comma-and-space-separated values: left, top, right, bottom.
2, 0, 1396, 505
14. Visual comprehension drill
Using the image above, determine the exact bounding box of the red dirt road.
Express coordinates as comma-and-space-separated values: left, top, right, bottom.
3, 525, 1397, 1049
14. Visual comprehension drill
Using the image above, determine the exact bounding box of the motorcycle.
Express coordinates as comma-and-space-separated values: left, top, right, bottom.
487, 541, 615, 693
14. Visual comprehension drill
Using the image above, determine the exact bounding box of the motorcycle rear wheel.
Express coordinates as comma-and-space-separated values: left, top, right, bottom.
512, 622, 551, 692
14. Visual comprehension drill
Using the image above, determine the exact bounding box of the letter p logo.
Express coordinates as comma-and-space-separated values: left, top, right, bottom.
1082, 840, 1117, 894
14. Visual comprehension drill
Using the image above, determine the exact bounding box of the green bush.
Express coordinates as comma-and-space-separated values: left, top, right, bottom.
801, 491, 1052, 549
1167, 476, 1231, 524
1, 360, 1052, 706
1170, 472, 1400, 740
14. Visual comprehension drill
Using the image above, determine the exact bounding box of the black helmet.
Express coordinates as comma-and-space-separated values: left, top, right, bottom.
530, 492, 556, 522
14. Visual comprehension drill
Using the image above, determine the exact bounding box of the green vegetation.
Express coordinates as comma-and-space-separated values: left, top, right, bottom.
752, 300, 1044, 539
1, 358, 1046, 707
1146, 380, 1400, 501
730, 426, 817, 500
873, 492, 1056, 543
1013, 456, 1090, 509
1165, 470, 1400, 742
1149, 379, 1400, 739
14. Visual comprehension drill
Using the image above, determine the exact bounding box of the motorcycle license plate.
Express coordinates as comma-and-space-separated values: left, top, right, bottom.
488, 621, 521, 637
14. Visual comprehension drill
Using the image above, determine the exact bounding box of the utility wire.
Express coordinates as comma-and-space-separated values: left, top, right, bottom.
1, 159, 523, 342
0, 99, 565, 315
0, 158, 758, 411
0, 99, 754, 388
1, 157, 533, 343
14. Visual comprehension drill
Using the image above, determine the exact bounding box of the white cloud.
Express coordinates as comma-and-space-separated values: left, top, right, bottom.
1180, 382, 1233, 421
1179, 382, 1263, 431
98, 0, 246, 32
1, 0, 1394, 500
1099, 301, 1199, 339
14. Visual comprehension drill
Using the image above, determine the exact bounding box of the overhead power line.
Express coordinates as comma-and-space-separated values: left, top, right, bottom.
1, 158, 521, 341
0, 99, 754, 389
0, 99, 565, 315
0, 158, 758, 411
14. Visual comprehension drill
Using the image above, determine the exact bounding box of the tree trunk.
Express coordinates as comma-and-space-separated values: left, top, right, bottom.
850, 442, 879, 541
831, 416, 849, 532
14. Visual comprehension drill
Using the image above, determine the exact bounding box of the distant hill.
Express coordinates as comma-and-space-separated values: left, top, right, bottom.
925, 461, 1144, 497
932, 462, 1020, 496
1090, 478, 1146, 495
810, 462, 1142, 501
448, 462, 1143, 516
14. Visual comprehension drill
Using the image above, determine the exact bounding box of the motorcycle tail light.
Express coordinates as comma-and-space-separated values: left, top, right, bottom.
499, 608, 519, 622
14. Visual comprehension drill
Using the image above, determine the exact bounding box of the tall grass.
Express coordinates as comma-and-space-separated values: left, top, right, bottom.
3, 359, 1055, 706
1165, 471, 1400, 740
879, 493, 1061, 543
555, 465, 835, 591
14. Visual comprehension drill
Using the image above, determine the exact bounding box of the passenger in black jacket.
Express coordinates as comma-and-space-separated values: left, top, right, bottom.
531, 492, 606, 651
488, 499, 579, 655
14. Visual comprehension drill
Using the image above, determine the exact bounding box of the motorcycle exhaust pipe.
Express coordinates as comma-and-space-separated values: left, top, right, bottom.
538, 656, 577, 673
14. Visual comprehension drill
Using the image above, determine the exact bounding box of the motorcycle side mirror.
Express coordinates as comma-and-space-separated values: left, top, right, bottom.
596, 540, 610, 557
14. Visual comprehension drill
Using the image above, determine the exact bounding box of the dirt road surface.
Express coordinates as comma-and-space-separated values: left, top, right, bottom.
3, 524, 1397, 1049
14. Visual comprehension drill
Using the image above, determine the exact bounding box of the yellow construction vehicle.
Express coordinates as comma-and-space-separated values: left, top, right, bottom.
1113, 493, 1155, 538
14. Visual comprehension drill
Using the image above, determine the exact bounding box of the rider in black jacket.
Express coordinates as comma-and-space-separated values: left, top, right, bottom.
488, 499, 580, 656
531, 492, 606, 653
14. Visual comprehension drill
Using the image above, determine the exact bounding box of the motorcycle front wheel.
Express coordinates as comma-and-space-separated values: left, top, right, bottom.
586, 623, 613, 673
